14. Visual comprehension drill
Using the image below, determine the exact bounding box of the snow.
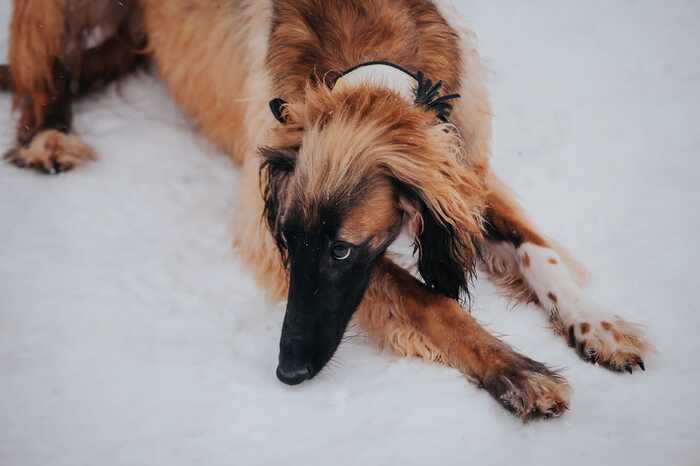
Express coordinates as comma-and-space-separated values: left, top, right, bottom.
1, 1, 699, 465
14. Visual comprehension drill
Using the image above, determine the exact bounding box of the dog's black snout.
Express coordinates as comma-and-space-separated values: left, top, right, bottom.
277, 333, 313, 385
276, 364, 311, 385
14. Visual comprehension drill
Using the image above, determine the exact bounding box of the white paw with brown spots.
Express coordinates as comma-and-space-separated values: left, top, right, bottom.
4, 130, 96, 174
566, 318, 652, 373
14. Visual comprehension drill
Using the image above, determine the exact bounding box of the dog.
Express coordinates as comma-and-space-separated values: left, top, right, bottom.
2, 0, 652, 420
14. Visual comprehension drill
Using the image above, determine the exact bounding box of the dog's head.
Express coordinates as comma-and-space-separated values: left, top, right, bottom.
261, 73, 484, 385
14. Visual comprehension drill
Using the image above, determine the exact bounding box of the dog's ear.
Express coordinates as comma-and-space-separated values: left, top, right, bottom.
383, 128, 484, 301
397, 188, 478, 300
269, 98, 289, 124
259, 147, 297, 262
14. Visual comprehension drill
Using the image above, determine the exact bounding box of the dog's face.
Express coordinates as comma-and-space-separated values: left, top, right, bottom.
262, 86, 484, 384
272, 176, 401, 384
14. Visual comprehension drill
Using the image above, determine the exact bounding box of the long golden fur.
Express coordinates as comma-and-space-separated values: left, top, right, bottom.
3, 0, 653, 420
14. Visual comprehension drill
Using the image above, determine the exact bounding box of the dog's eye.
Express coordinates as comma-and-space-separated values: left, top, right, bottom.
331, 242, 352, 261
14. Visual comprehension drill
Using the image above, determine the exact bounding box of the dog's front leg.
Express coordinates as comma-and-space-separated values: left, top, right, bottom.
354, 257, 570, 420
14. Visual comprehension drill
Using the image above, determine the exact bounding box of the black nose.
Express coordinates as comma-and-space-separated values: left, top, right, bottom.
276, 364, 311, 385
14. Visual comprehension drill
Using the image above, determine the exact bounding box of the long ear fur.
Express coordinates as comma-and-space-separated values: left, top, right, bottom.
384, 126, 485, 301
259, 147, 297, 263
398, 190, 475, 300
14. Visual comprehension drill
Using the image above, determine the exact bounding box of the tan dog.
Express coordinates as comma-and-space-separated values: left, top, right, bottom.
2, 0, 652, 420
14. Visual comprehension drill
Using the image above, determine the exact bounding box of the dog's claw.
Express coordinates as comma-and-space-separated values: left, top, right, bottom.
576, 341, 586, 358
565, 318, 651, 375
567, 325, 576, 348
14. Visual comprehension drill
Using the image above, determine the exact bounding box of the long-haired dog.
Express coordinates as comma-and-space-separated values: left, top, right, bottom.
2, 0, 652, 419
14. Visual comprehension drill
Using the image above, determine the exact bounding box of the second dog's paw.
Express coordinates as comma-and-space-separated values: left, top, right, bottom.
567, 318, 652, 373
4, 130, 95, 174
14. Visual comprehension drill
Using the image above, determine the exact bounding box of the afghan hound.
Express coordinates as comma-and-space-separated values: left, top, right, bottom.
1, 0, 652, 420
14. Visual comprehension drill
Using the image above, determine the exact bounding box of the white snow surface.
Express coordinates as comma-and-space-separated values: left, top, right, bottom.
1, 2, 699, 465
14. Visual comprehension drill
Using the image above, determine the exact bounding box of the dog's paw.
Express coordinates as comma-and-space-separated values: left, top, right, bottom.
566, 318, 652, 373
4, 130, 95, 174
483, 356, 570, 421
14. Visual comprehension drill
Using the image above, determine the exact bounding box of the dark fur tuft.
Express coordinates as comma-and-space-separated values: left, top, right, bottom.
259, 147, 297, 263
413, 71, 460, 122
399, 186, 477, 302
415, 207, 477, 302
0, 64, 12, 91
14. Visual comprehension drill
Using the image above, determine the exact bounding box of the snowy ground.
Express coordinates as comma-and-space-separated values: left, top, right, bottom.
1, 1, 699, 465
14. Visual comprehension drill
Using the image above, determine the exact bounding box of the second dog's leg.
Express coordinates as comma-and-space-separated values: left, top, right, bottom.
354, 257, 569, 420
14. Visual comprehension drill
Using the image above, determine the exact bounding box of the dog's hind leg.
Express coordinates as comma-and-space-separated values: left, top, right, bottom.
3, 0, 143, 174
3, 0, 95, 174
354, 257, 570, 420
3, 57, 97, 174
480, 172, 653, 372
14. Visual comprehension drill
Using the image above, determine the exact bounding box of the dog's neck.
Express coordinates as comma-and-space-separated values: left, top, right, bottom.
332, 61, 418, 104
